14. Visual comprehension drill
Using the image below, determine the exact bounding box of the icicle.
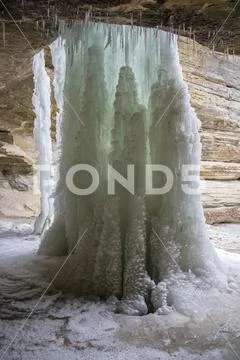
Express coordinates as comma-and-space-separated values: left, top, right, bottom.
131, 13, 134, 28
125, 30, 130, 66
183, 23, 185, 35
54, 14, 58, 28
85, 10, 91, 25
50, 38, 66, 146
178, 25, 181, 36
189, 26, 192, 39
212, 43, 215, 55
42, 19, 46, 33
220, 39, 224, 49
2, 22, 5, 48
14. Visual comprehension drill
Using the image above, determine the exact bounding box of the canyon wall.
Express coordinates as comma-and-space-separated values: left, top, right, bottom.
179, 37, 240, 224
0, 25, 239, 223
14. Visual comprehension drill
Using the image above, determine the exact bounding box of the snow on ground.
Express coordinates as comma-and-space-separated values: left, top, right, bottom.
0, 220, 240, 360
208, 224, 240, 253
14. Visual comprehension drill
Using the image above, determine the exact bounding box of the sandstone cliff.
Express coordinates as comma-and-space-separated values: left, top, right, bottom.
179, 37, 240, 223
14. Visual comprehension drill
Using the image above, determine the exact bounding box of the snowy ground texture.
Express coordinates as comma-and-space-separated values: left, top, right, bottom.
0, 221, 240, 360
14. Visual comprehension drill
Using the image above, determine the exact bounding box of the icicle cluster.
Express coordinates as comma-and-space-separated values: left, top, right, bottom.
37, 21, 221, 315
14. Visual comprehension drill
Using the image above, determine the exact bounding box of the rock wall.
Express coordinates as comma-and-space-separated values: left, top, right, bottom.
0, 22, 47, 221
0, 24, 239, 223
179, 37, 240, 223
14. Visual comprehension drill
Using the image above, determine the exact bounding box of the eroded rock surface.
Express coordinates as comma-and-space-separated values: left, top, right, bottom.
179, 38, 240, 223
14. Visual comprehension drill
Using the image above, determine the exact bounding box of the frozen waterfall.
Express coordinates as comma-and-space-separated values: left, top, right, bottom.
35, 21, 223, 314
32, 50, 54, 234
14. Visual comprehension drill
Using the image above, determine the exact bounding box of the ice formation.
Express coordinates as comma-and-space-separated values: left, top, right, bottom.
37, 21, 223, 314
32, 50, 54, 234
50, 38, 66, 146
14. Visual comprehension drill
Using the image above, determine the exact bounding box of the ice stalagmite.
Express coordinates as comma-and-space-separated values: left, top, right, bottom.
38, 22, 223, 314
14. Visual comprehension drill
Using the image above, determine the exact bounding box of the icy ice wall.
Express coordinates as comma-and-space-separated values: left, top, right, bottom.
32, 50, 54, 234
38, 21, 222, 314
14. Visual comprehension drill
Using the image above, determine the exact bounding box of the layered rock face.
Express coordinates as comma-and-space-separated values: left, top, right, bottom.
0, 23, 239, 223
179, 37, 240, 223
0, 128, 39, 220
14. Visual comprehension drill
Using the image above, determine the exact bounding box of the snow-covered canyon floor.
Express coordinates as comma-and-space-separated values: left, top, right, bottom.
0, 220, 240, 360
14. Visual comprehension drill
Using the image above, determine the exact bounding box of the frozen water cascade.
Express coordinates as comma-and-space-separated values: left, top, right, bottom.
50, 38, 66, 146
32, 41, 66, 235
32, 50, 54, 235
37, 21, 225, 315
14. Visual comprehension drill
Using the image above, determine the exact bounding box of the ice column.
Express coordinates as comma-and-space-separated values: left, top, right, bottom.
32, 50, 54, 234
37, 22, 222, 314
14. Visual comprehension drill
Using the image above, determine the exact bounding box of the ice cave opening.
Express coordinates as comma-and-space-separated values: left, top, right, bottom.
32, 21, 227, 316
